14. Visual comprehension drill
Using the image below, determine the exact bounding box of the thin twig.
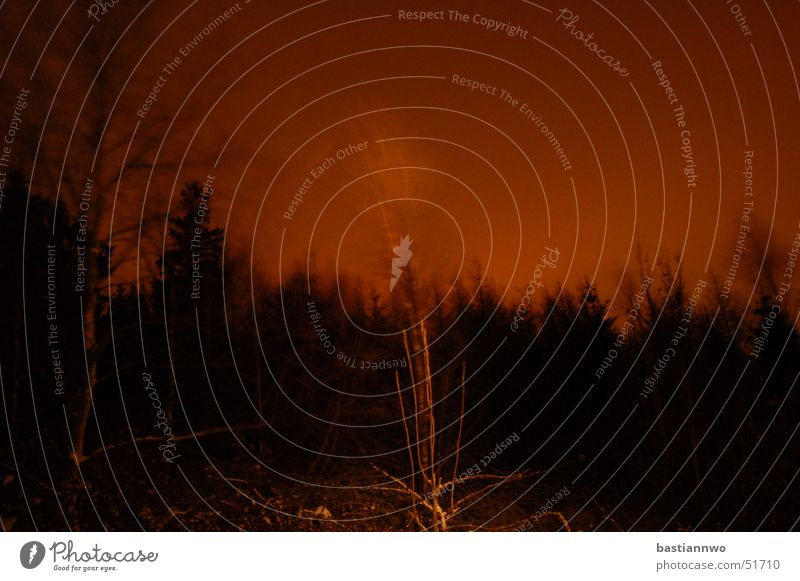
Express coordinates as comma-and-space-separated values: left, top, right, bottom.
453, 471, 536, 508
402, 331, 425, 486
395, 370, 419, 524
543, 511, 572, 531
451, 360, 466, 514
367, 461, 426, 504
81, 423, 264, 462
592, 498, 624, 531
421, 323, 440, 530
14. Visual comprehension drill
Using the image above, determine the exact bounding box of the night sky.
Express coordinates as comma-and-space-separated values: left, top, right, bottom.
2, 0, 798, 308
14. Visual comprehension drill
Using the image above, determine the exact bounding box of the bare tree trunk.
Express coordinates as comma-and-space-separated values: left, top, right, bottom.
71, 231, 98, 464
403, 322, 442, 529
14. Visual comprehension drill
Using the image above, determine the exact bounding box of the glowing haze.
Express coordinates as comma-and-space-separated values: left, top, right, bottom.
1, 0, 798, 312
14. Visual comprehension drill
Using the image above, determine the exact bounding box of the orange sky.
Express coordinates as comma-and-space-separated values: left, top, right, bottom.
2, 0, 799, 311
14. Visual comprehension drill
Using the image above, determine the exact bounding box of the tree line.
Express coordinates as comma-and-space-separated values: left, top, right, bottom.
0, 172, 797, 531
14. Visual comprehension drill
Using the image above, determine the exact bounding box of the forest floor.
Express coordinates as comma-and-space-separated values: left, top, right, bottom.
1, 436, 670, 532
